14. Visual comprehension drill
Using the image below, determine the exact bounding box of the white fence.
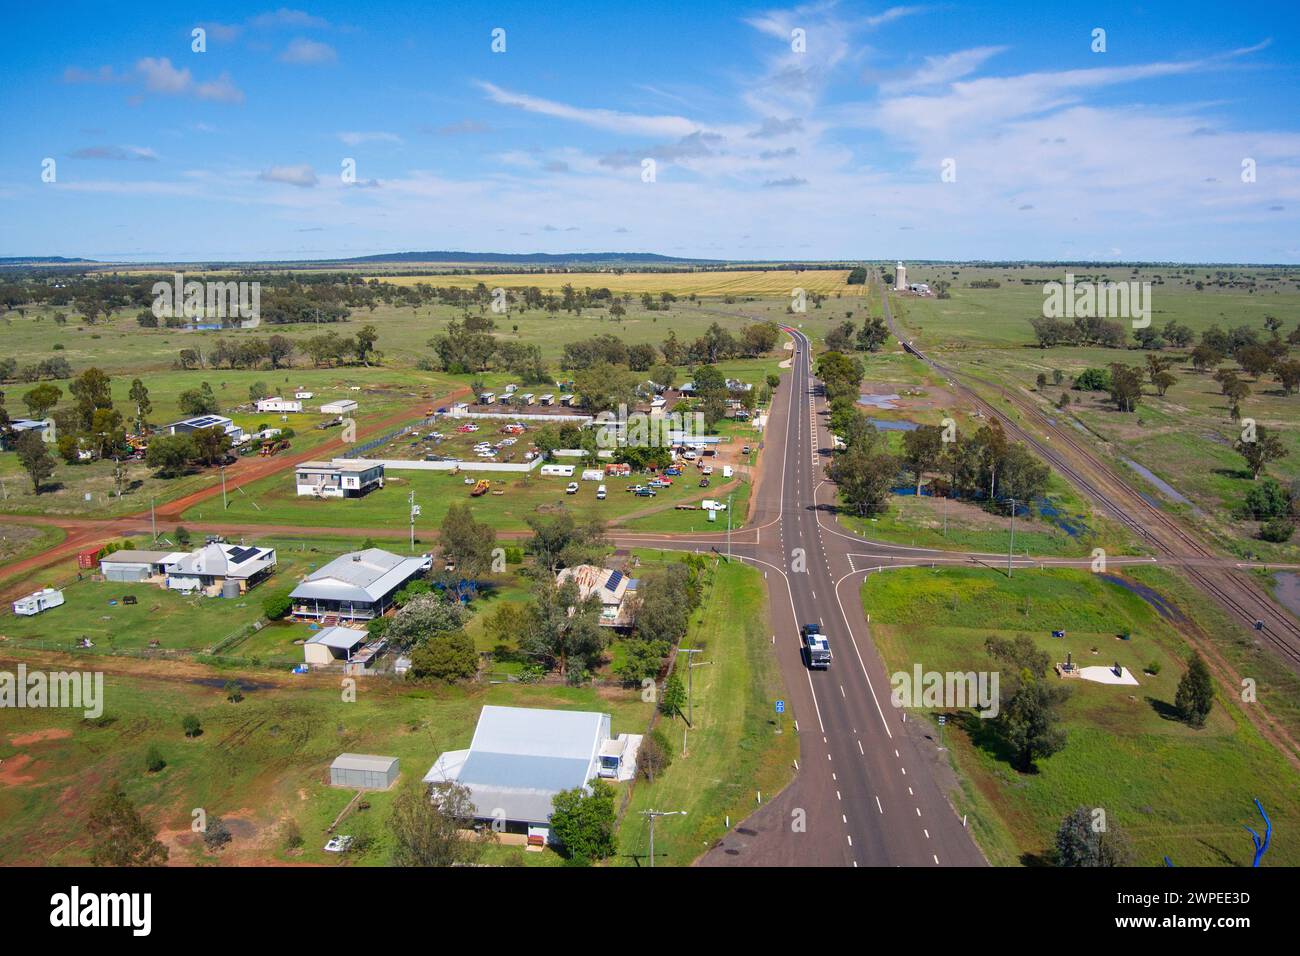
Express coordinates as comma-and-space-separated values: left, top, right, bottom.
359, 456, 544, 473
449, 408, 593, 425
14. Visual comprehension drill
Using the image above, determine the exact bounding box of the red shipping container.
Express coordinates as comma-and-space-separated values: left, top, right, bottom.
77, 547, 101, 569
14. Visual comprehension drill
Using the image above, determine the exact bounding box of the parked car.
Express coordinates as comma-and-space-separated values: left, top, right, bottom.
635, 487, 657, 497
324, 835, 354, 853
566, 482, 579, 494
665, 467, 682, 476
742, 445, 752, 455
596, 484, 607, 500
699, 477, 711, 487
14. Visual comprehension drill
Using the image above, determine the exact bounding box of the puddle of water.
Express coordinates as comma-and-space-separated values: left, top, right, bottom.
1274, 573, 1300, 620
1121, 457, 1201, 515
858, 393, 900, 409
1099, 573, 1185, 623
868, 417, 918, 431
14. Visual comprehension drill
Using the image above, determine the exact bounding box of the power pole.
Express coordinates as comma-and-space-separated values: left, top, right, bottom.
150, 496, 157, 543
1007, 497, 1016, 578
640, 809, 686, 867
409, 489, 419, 552
220, 465, 228, 510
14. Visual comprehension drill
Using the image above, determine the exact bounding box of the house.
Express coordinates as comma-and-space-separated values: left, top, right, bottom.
330, 754, 399, 790
538, 394, 554, 406
320, 399, 358, 415
555, 565, 637, 629
165, 415, 244, 444
295, 459, 385, 498
422, 705, 639, 844
164, 542, 277, 596
12, 587, 63, 616
304, 625, 368, 666
289, 547, 427, 622
478, 392, 496, 405
255, 397, 301, 413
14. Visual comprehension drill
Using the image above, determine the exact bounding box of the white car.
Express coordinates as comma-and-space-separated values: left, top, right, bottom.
701, 499, 727, 511
596, 484, 607, 499
324, 835, 353, 853
566, 482, 580, 494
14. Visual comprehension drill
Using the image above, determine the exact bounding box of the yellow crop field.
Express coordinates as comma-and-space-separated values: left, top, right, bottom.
364, 269, 864, 296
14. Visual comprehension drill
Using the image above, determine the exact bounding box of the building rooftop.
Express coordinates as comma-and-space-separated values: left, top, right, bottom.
331, 753, 398, 774
290, 548, 426, 604
307, 626, 368, 649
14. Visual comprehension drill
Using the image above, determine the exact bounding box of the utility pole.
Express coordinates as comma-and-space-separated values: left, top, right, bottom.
727, 490, 733, 560
220, 465, 228, 510
150, 495, 157, 543
640, 809, 686, 867
1007, 497, 1016, 578
408, 489, 419, 552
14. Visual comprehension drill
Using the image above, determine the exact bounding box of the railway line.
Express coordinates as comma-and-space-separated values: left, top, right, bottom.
886, 289, 1300, 674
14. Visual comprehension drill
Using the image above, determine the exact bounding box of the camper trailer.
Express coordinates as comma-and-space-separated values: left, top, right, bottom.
12, 587, 64, 616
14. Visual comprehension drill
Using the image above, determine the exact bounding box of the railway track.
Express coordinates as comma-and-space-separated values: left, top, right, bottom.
884, 289, 1300, 672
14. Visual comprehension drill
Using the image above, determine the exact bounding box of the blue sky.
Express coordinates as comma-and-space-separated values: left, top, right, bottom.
1, 1, 1297, 263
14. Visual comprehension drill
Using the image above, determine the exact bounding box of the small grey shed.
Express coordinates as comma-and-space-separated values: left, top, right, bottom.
330, 753, 399, 790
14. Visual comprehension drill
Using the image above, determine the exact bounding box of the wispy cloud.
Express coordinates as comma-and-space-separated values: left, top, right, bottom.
258, 164, 319, 187
477, 81, 700, 137
280, 38, 337, 65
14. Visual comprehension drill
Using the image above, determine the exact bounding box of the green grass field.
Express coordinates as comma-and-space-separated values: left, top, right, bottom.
863, 566, 1300, 866
618, 557, 798, 865
885, 270, 1300, 559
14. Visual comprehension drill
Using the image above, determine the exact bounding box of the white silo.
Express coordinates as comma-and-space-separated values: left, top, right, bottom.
894, 262, 908, 291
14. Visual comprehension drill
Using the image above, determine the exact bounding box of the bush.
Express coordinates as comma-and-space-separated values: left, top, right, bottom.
282, 820, 304, 851
637, 727, 673, 782
1260, 517, 1295, 543
182, 714, 202, 738
1145, 660, 1161, 676
224, 680, 244, 703
408, 630, 478, 682
144, 744, 166, 773
1073, 368, 1111, 392
262, 593, 292, 620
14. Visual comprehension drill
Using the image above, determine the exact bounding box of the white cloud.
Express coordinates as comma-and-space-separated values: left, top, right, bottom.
280, 38, 337, 65
338, 131, 403, 146
477, 81, 700, 138
258, 164, 319, 187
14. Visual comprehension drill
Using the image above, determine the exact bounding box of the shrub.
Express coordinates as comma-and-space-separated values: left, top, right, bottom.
262, 593, 292, 620
1260, 517, 1295, 543
203, 816, 232, 852
282, 820, 304, 851
144, 744, 166, 773
182, 714, 202, 738
637, 727, 673, 782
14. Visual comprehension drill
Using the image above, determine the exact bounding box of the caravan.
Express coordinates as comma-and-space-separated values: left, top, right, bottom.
12, 587, 64, 616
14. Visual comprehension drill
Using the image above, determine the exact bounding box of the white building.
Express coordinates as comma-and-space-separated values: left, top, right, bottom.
255, 397, 302, 413
321, 399, 358, 415
894, 261, 908, 291
12, 587, 63, 616
423, 705, 639, 844
289, 548, 428, 622
164, 542, 277, 596
295, 459, 385, 498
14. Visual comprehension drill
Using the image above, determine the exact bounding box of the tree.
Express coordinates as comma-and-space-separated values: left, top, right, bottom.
549, 779, 617, 863
1107, 363, 1144, 413
69, 367, 113, 430
182, 714, 202, 738
354, 324, 379, 365
178, 382, 218, 417
389, 780, 489, 866
439, 503, 496, 584
262, 593, 292, 619
815, 351, 864, 401
144, 744, 166, 773
637, 727, 673, 782
1174, 653, 1214, 728
189, 425, 232, 466
15, 430, 55, 493
408, 630, 478, 682
525, 510, 577, 572
87, 786, 169, 866
828, 440, 898, 516
522, 578, 607, 680
386, 593, 468, 650
145, 433, 194, 477
660, 672, 687, 718
901, 424, 944, 495
22, 382, 61, 417
993, 676, 1069, 772
1275, 359, 1300, 396
1055, 807, 1133, 867
128, 378, 152, 432
1235, 426, 1288, 480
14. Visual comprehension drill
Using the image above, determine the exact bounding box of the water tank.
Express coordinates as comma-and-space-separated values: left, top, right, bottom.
221, 579, 241, 599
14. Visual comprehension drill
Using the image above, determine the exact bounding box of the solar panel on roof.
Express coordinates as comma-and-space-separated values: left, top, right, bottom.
605, 570, 623, 592
227, 546, 259, 564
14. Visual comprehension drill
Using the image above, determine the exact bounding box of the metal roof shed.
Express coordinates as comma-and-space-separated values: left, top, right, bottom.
330, 753, 399, 790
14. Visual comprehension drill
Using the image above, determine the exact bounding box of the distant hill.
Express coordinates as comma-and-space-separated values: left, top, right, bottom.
331, 250, 725, 265
0, 256, 100, 265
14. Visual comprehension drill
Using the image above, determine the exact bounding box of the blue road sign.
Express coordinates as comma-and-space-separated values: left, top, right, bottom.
775, 699, 786, 714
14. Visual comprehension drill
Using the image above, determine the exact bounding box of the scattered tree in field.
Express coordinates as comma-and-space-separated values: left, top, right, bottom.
1107, 363, 1144, 412
128, 378, 152, 432
15, 430, 56, 493
22, 382, 61, 417
224, 680, 243, 703
901, 424, 945, 495
182, 714, 203, 738
828, 438, 898, 516
439, 503, 496, 585
1174, 654, 1214, 727
87, 786, 169, 866
550, 779, 617, 864
1055, 807, 1133, 867
1235, 426, 1288, 480
144, 745, 166, 773
388, 780, 490, 866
